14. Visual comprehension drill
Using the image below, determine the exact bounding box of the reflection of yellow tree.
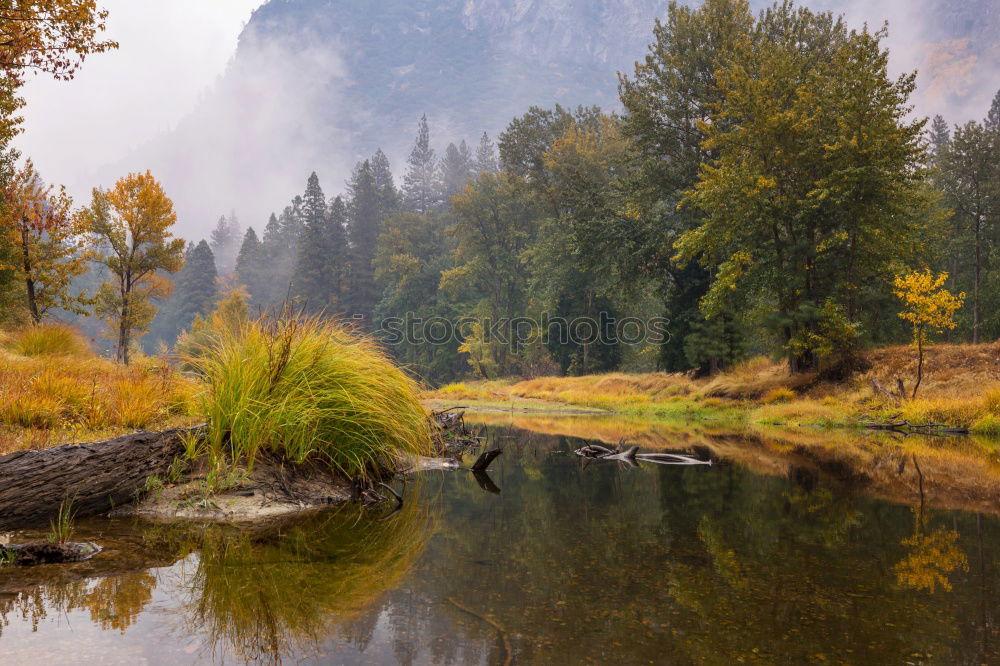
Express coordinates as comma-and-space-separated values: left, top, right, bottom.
84, 572, 157, 633
0, 572, 156, 637
895, 508, 969, 593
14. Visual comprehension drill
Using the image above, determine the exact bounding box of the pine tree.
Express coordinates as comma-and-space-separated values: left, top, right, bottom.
235, 226, 263, 305
209, 212, 242, 275
371, 148, 400, 214
985, 88, 1000, 133
259, 201, 302, 306
929, 115, 951, 165
346, 160, 382, 321
474, 131, 498, 175
176, 240, 219, 331
439, 140, 474, 201
403, 114, 440, 213
291, 172, 346, 313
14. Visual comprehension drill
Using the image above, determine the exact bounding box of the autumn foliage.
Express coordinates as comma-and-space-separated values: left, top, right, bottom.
893, 270, 965, 398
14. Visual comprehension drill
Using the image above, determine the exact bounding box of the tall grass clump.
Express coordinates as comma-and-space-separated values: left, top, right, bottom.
7, 323, 91, 357
185, 311, 431, 481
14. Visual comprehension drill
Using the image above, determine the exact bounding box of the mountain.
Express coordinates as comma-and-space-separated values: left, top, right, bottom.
120, 0, 999, 238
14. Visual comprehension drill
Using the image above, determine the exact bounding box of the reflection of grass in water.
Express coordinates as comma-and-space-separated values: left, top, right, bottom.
170, 499, 433, 662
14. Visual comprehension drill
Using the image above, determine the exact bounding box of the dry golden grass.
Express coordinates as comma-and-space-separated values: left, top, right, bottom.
0, 325, 200, 453
430, 342, 1000, 433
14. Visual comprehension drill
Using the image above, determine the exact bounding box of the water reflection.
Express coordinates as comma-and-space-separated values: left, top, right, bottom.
0, 424, 995, 665
168, 499, 432, 662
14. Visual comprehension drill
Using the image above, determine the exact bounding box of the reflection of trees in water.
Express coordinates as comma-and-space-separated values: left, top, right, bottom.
329, 429, 997, 665
0, 496, 433, 662
0, 570, 157, 636
171, 498, 434, 663
0, 427, 995, 664
895, 507, 969, 593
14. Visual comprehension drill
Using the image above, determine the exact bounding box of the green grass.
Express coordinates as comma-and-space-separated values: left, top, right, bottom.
184, 311, 432, 482
48, 496, 76, 544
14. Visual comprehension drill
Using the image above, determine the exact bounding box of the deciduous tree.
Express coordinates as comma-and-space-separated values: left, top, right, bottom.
86, 171, 184, 364
1, 159, 88, 321
893, 270, 964, 398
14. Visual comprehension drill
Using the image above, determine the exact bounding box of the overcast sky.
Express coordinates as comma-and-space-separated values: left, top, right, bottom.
16, 0, 264, 200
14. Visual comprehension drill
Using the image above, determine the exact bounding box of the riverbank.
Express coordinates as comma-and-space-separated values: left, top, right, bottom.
426, 342, 1000, 434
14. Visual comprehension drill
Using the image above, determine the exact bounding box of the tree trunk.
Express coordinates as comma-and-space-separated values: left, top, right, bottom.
912, 333, 924, 400
20, 225, 39, 323
0, 426, 204, 531
117, 289, 130, 365
974, 214, 981, 344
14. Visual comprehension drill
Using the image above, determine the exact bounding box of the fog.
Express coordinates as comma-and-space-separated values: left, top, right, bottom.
16, 1, 264, 232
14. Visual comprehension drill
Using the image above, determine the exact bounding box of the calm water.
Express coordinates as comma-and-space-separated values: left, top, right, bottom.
0, 424, 997, 665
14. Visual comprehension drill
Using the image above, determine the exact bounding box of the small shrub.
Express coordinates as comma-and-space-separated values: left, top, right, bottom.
762, 387, 796, 404
8, 324, 91, 358
971, 414, 1000, 436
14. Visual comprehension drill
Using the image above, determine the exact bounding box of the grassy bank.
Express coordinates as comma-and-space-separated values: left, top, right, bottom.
0, 317, 433, 488
0, 324, 200, 454
426, 342, 1000, 435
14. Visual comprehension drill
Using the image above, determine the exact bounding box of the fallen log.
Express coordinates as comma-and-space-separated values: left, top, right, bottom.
0, 425, 205, 531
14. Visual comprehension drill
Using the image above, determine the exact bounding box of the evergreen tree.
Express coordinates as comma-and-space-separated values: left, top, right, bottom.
403, 114, 440, 213
291, 172, 346, 312
929, 115, 951, 164
209, 212, 242, 275
986, 88, 1000, 134
371, 148, 400, 214
259, 201, 302, 306
177, 240, 219, 329
148, 240, 217, 349
235, 226, 264, 305
346, 160, 382, 321
474, 131, 498, 175
937, 120, 997, 342
439, 140, 474, 201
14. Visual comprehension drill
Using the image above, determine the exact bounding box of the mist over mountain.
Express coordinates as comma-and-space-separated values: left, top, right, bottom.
121, 0, 999, 238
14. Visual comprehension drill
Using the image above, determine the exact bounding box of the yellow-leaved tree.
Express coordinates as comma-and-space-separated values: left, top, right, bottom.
86, 171, 184, 364
1, 159, 89, 322
893, 270, 964, 399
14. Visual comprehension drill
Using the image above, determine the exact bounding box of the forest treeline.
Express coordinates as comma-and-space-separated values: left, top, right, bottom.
2, 0, 998, 385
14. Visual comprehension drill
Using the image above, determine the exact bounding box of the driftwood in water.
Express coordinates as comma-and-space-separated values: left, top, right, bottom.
431, 406, 480, 453
0, 426, 205, 531
574, 440, 712, 466
865, 419, 969, 435
471, 448, 503, 471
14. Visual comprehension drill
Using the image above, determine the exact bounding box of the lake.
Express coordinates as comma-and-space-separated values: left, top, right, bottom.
0, 422, 996, 664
